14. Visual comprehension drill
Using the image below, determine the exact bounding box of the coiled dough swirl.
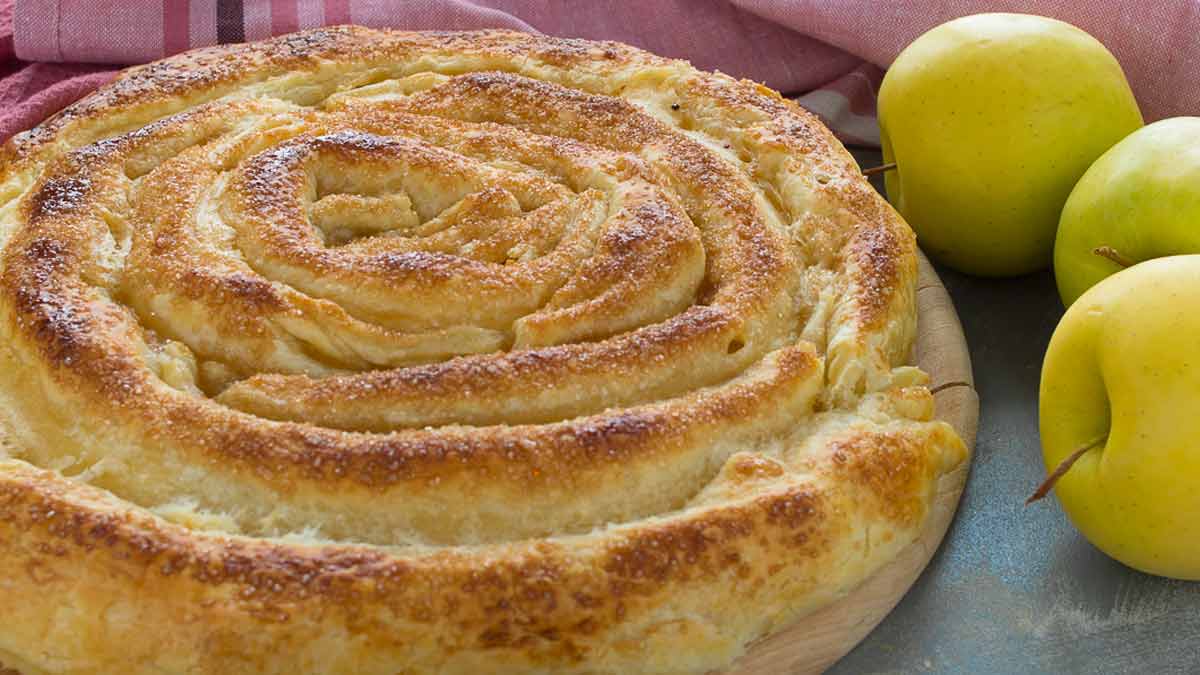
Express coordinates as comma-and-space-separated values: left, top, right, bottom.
0, 27, 965, 675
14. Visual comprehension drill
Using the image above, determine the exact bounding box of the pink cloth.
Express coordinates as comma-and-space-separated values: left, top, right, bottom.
3, 0, 1198, 147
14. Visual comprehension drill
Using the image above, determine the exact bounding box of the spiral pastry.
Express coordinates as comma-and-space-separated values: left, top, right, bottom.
0, 27, 966, 674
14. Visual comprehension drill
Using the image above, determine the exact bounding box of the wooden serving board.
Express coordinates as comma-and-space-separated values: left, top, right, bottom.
727, 251, 980, 674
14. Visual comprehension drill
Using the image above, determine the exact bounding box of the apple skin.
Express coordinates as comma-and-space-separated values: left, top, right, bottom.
1040, 255, 1200, 580
879, 13, 1143, 277
1055, 117, 1200, 306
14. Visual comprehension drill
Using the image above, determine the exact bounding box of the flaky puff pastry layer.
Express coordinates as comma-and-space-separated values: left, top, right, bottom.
0, 27, 965, 675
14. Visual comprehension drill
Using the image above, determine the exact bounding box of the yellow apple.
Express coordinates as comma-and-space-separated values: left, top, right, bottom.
878, 13, 1143, 276
1039, 255, 1200, 579
1054, 117, 1200, 306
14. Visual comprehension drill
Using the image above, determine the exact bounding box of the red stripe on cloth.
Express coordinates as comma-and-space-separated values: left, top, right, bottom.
189, 0, 216, 48
163, 0, 191, 55
244, 0, 270, 39
58, 0, 163, 63
270, 0, 297, 35
216, 0, 244, 43
297, 0, 323, 29
324, 0, 351, 25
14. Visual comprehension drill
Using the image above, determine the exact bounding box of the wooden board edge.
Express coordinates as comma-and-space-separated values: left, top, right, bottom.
727, 252, 979, 674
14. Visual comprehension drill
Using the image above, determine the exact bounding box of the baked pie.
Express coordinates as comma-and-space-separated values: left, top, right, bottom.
0, 27, 966, 674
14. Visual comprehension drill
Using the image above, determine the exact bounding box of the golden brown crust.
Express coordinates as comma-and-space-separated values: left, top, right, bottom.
0, 26, 964, 674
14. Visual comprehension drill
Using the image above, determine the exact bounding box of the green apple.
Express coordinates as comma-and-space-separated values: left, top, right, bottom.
878, 13, 1143, 276
1038, 255, 1200, 580
1055, 117, 1200, 306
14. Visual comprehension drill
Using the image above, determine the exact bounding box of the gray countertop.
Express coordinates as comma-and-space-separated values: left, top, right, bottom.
831, 149, 1200, 674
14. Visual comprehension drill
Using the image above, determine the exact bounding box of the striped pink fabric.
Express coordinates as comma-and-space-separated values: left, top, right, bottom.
4, 1, 1200, 147
0, 0, 880, 145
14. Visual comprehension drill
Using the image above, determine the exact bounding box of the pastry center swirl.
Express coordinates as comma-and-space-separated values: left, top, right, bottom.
0, 64, 912, 548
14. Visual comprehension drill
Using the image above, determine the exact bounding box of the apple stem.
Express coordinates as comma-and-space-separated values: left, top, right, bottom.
862, 162, 897, 177
1026, 434, 1107, 505
1093, 245, 1135, 268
